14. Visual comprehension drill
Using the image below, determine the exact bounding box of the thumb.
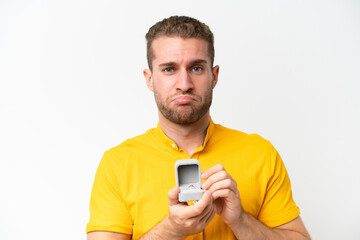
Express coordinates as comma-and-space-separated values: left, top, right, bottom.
168, 186, 180, 206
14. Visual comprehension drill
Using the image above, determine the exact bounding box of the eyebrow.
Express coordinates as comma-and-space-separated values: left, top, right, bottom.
158, 62, 176, 68
158, 59, 208, 68
189, 59, 208, 65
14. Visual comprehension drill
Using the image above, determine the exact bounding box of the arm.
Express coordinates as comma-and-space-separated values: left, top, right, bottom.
232, 214, 310, 239
87, 231, 131, 240
139, 186, 215, 240
202, 164, 311, 240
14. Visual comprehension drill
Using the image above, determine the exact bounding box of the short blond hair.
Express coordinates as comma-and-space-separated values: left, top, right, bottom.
145, 16, 214, 70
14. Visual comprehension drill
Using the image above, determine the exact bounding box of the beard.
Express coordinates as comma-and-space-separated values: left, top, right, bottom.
154, 87, 213, 125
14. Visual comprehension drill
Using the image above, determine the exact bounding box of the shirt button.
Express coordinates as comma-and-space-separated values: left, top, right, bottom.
171, 143, 176, 148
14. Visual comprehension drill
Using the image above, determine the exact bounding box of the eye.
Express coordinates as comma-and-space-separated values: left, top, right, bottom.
192, 66, 202, 72
163, 67, 174, 73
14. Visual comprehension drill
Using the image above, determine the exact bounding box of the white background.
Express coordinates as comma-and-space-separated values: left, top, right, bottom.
1, 0, 359, 239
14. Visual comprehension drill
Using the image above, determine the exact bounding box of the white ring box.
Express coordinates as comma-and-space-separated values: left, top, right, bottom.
175, 159, 205, 202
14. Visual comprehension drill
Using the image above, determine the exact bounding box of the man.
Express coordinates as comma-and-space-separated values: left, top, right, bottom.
87, 16, 311, 240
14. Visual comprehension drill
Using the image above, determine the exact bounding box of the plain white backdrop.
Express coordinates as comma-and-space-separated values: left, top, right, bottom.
0, 0, 359, 239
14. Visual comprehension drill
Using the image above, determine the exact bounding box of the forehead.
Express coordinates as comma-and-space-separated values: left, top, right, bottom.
151, 37, 210, 65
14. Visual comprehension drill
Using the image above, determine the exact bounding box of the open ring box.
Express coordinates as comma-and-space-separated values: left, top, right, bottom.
175, 159, 205, 202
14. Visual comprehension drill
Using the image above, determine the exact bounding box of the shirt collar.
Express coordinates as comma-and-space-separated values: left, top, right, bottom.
156, 117, 215, 151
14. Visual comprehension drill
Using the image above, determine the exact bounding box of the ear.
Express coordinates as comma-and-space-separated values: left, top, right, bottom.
143, 69, 153, 92
211, 65, 219, 89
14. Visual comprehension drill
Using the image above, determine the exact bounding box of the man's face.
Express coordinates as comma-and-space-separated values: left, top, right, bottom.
144, 37, 219, 125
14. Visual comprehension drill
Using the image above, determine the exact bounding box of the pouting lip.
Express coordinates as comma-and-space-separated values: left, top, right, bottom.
171, 95, 197, 104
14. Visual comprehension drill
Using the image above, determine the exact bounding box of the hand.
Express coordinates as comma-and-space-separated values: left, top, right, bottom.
166, 186, 215, 239
201, 164, 243, 227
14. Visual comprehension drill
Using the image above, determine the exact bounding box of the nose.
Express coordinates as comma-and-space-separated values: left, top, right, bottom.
176, 69, 193, 93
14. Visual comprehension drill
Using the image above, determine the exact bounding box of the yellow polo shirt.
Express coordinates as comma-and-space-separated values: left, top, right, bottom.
86, 119, 300, 239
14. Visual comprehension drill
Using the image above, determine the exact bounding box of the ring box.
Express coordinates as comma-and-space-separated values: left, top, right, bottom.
175, 159, 204, 202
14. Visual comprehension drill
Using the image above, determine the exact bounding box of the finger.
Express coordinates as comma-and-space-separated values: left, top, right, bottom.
200, 204, 215, 226
187, 190, 212, 218
168, 186, 181, 206
202, 169, 233, 190
208, 178, 238, 194
211, 188, 238, 201
171, 190, 212, 220
189, 191, 214, 221
201, 164, 225, 179
198, 203, 215, 227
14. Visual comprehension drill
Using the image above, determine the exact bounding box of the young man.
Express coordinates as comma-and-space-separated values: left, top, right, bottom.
87, 16, 311, 240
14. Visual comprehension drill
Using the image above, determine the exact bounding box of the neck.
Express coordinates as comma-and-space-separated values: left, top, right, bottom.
158, 112, 210, 156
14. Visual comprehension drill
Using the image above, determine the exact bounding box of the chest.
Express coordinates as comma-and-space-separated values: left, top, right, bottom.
120, 151, 268, 239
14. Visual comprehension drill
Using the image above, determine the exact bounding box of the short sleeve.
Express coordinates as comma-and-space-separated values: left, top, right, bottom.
86, 152, 133, 234
257, 143, 300, 227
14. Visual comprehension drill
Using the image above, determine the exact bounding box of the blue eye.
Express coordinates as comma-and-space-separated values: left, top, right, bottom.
192, 66, 202, 72
164, 67, 174, 73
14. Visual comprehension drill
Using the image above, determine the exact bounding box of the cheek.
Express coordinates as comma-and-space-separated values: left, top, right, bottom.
154, 77, 175, 93
198, 77, 213, 91
154, 81, 170, 100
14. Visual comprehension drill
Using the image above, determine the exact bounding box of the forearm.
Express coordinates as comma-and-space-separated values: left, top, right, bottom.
230, 212, 310, 240
138, 216, 183, 240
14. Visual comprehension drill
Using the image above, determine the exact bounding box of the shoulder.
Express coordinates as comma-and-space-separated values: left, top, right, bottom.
210, 123, 278, 170
212, 123, 270, 148
100, 127, 158, 166
108, 127, 157, 152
